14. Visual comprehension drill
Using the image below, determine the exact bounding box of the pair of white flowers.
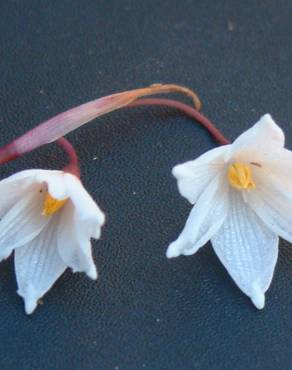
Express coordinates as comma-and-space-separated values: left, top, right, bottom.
1, 114, 291, 313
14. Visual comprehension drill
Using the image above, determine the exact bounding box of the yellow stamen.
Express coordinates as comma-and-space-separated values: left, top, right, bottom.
42, 192, 67, 216
228, 162, 256, 190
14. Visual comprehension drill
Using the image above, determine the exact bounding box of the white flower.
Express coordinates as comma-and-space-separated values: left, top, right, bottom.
167, 114, 292, 309
0, 169, 105, 314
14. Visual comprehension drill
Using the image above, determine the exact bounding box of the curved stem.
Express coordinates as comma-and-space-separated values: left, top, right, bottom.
128, 98, 230, 145
57, 137, 80, 178
0, 84, 200, 164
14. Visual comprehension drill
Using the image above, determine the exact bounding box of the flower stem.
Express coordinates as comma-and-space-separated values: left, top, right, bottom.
57, 137, 80, 178
128, 98, 230, 145
0, 83, 200, 164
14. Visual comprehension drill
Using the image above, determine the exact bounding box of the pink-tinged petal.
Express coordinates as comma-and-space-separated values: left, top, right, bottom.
15, 214, 67, 314
227, 114, 285, 163
211, 189, 278, 309
57, 202, 98, 279
172, 145, 229, 204
166, 174, 228, 258
0, 190, 48, 261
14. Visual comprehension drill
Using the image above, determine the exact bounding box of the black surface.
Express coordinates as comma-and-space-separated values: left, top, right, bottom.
0, 1, 292, 369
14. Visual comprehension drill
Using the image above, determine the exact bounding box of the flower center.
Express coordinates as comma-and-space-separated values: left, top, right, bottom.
227, 162, 255, 190
42, 192, 68, 216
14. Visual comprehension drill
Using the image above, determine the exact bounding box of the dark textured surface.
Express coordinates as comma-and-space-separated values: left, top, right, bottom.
0, 1, 292, 369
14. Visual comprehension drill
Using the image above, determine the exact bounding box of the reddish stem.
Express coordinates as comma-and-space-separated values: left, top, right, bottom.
57, 137, 80, 178
0, 96, 229, 166
128, 98, 230, 145
0, 84, 200, 165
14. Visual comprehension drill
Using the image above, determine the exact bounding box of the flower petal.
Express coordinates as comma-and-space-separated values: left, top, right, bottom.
166, 174, 228, 258
15, 215, 66, 314
0, 169, 46, 185
57, 202, 98, 279
227, 114, 285, 162
35, 170, 68, 200
64, 173, 105, 234
3, 169, 68, 201
0, 170, 46, 217
172, 145, 229, 204
0, 190, 48, 260
211, 189, 279, 309
247, 174, 292, 243
259, 148, 292, 189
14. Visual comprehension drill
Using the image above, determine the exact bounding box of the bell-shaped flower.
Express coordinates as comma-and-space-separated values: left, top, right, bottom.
167, 114, 292, 309
0, 169, 105, 314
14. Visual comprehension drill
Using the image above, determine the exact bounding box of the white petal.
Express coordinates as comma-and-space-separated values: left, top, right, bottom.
64, 173, 105, 232
57, 202, 98, 279
15, 215, 66, 314
211, 190, 279, 309
0, 170, 45, 217
35, 170, 68, 200
1, 169, 68, 202
227, 114, 285, 162
247, 174, 292, 243
166, 174, 228, 258
259, 148, 292, 189
0, 190, 48, 260
172, 145, 230, 204
0, 169, 46, 185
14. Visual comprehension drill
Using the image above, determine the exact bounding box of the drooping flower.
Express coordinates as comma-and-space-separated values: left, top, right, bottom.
167, 114, 292, 309
0, 169, 105, 314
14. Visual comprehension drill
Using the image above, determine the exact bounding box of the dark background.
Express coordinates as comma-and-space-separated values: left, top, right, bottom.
0, 1, 291, 369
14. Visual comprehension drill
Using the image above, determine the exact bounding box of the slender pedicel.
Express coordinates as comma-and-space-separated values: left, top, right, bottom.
57, 137, 80, 178
128, 98, 230, 145
0, 84, 200, 164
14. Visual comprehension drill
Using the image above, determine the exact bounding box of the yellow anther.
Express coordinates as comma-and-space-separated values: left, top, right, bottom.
42, 192, 67, 216
228, 162, 256, 190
